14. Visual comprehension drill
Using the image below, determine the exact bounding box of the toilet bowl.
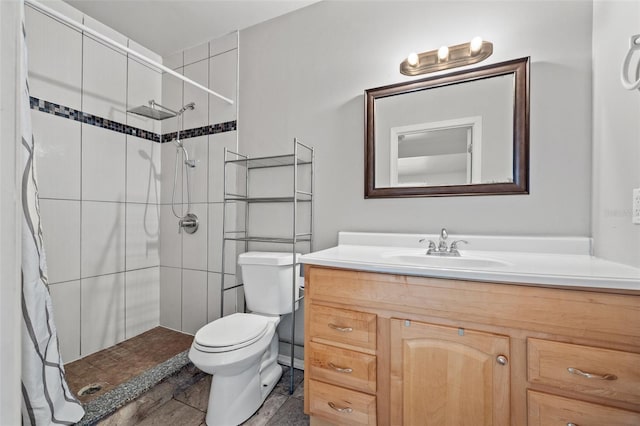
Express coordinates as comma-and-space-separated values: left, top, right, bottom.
188, 252, 300, 426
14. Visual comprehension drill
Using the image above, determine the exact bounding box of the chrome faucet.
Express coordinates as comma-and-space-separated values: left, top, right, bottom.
420, 228, 468, 256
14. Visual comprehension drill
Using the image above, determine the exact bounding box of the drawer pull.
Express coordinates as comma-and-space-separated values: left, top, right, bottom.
328, 401, 353, 413
567, 367, 617, 381
567, 423, 578, 426
328, 362, 353, 374
328, 323, 353, 333
496, 355, 508, 366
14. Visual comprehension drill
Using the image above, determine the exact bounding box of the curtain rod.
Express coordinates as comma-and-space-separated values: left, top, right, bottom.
24, 0, 235, 105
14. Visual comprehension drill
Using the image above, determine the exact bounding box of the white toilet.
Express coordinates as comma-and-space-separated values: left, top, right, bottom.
189, 251, 300, 426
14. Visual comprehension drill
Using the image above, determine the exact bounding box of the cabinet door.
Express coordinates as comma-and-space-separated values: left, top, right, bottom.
390, 319, 510, 426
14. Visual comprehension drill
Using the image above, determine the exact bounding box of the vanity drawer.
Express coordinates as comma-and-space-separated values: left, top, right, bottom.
308, 379, 376, 425
528, 338, 640, 404
308, 341, 376, 393
309, 304, 376, 352
528, 390, 640, 426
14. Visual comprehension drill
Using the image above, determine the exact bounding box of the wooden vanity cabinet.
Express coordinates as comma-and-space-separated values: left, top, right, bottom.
303, 265, 640, 425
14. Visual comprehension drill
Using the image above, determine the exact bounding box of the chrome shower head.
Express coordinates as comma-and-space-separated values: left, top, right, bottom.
128, 100, 177, 121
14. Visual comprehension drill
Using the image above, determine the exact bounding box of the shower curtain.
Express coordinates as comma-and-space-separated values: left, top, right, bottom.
20, 5, 85, 425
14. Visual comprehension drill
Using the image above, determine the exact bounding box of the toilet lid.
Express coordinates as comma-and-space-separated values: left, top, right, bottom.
194, 313, 270, 349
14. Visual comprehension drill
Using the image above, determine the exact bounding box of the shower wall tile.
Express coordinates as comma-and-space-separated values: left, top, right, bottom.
39, 199, 80, 284
182, 136, 209, 203
127, 136, 161, 204
183, 60, 210, 130
31, 110, 81, 200
163, 51, 183, 70
181, 269, 207, 334
125, 267, 160, 338
207, 273, 242, 322
25, 7, 82, 111
160, 141, 182, 205
209, 32, 237, 57
159, 266, 182, 330
182, 203, 208, 271
82, 36, 127, 123
82, 15, 128, 47
127, 58, 163, 133
82, 124, 126, 202
208, 202, 241, 274
184, 42, 209, 66
81, 201, 126, 278
126, 203, 160, 270
160, 67, 183, 138
49, 280, 81, 363
208, 131, 237, 203
159, 204, 182, 268
209, 49, 237, 124
81, 273, 126, 356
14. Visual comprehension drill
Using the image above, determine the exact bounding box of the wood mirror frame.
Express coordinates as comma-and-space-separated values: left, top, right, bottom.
365, 57, 529, 198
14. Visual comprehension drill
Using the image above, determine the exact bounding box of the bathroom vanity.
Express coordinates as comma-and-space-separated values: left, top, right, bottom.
301, 233, 640, 425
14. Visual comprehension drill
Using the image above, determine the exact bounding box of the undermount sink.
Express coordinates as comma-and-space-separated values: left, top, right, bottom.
382, 252, 510, 269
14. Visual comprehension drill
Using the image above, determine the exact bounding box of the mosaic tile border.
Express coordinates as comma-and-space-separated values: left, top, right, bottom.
29, 96, 236, 143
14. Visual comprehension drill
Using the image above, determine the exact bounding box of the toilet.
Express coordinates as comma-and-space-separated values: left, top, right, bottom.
189, 251, 300, 426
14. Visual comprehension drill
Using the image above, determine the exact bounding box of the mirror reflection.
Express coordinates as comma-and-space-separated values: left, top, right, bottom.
365, 57, 529, 198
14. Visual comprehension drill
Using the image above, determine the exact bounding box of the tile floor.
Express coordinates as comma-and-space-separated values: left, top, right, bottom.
66, 327, 193, 403
100, 365, 308, 426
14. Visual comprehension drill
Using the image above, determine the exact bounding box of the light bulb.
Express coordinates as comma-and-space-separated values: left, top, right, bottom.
437, 45, 449, 61
407, 52, 419, 67
470, 36, 483, 54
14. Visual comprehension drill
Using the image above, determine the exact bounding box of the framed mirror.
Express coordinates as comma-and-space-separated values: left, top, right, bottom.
365, 57, 529, 198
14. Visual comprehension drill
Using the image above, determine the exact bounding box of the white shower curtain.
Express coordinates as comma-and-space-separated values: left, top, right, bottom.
20, 4, 85, 424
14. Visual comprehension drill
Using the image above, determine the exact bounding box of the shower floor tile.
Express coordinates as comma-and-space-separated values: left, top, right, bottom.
65, 327, 193, 403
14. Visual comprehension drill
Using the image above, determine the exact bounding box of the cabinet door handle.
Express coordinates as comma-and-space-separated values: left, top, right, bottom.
328, 323, 353, 333
496, 355, 508, 365
328, 401, 353, 413
567, 367, 617, 381
328, 362, 353, 374
567, 423, 578, 426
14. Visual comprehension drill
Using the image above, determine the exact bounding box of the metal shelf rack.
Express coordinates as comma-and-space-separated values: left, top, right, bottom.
220, 138, 314, 394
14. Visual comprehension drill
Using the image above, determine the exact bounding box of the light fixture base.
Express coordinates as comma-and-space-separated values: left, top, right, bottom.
400, 41, 493, 76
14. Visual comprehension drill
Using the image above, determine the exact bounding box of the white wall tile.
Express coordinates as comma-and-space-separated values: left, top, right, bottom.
128, 40, 162, 65
39, 199, 80, 284
81, 201, 125, 277
25, 7, 82, 110
160, 67, 183, 137
127, 136, 161, 204
82, 15, 128, 47
81, 273, 125, 356
163, 51, 183, 70
183, 60, 209, 129
208, 202, 240, 273
159, 266, 181, 330
182, 136, 208, 203
49, 280, 81, 363
127, 58, 162, 133
207, 273, 241, 322
181, 269, 207, 334
184, 42, 209, 66
126, 267, 160, 338
82, 124, 126, 202
82, 36, 127, 122
159, 204, 182, 268
160, 141, 182, 205
32, 111, 81, 200
126, 203, 160, 270
208, 131, 237, 202
209, 32, 238, 57
182, 203, 207, 271
209, 49, 237, 124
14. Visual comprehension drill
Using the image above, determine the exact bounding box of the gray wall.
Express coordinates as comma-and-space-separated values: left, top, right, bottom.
239, 1, 593, 251
592, 1, 640, 267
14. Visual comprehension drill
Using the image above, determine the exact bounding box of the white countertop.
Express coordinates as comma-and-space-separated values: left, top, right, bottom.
300, 232, 640, 292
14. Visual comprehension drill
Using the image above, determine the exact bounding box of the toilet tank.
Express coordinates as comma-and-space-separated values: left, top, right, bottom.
238, 252, 301, 315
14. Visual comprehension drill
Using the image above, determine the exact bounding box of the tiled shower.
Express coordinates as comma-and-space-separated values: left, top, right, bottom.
27, 0, 241, 364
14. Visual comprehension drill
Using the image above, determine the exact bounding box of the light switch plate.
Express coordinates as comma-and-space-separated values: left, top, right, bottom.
633, 188, 640, 225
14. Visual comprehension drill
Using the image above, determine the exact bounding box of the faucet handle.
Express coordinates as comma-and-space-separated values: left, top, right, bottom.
419, 238, 437, 254
440, 228, 448, 241
449, 240, 468, 255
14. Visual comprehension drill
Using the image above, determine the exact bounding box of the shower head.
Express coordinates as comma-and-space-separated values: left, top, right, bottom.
128, 100, 178, 121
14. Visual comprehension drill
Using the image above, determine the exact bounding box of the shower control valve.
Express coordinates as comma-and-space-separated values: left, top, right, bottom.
178, 213, 199, 234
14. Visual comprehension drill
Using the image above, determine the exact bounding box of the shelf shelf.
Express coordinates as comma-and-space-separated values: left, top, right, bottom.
225, 154, 312, 170
223, 235, 312, 244
224, 195, 312, 203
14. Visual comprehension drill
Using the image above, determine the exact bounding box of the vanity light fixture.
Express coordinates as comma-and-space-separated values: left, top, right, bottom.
400, 37, 493, 76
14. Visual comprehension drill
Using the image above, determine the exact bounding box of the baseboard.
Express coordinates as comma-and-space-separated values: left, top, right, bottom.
278, 354, 305, 370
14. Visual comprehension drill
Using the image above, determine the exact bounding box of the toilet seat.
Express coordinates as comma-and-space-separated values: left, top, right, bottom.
194, 313, 271, 353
